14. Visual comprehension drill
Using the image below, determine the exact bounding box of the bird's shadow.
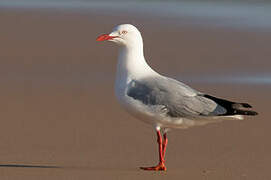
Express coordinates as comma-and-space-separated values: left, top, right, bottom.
0, 164, 61, 169
0, 163, 136, 171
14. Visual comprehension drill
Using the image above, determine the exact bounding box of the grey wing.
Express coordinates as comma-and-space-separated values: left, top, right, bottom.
127, 76, 226, 118
127, 76, 257, 118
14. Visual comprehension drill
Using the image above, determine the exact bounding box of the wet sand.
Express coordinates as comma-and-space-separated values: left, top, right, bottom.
0, 9, 270, 179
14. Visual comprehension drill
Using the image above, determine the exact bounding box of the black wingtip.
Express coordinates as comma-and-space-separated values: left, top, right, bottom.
241, 103, 252, 108
236, 110, 258, 116
250, 111, 258, 116
247, 111, 258, 116
202, 94, 258, 116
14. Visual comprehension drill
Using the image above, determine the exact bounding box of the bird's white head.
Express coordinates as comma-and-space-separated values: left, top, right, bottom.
96, 24, 143, 47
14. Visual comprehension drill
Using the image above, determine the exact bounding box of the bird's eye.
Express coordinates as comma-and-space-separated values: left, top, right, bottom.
121, 30, 128, 34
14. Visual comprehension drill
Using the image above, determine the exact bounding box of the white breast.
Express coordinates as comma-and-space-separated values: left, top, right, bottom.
114, 46, 161, 124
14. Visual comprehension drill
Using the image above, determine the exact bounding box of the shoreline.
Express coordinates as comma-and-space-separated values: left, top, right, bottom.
1, 1, 271, 31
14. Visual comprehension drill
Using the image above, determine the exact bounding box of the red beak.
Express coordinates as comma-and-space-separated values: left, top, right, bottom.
96, 34, 118, 41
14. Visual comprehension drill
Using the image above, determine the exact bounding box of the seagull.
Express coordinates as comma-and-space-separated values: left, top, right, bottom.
96, 24, 258, 171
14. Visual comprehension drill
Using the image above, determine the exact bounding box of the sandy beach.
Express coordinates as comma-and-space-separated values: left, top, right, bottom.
0, 7, 270, 180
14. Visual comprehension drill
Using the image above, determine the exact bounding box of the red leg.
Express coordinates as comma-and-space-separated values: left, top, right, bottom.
140, 129, 167, 171
162, 133, 168, 160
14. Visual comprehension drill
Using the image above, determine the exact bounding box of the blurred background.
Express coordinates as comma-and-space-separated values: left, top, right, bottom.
0, 0, 270, 179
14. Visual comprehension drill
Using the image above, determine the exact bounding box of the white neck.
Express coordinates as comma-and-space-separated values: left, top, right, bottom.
115, 43, 157, 83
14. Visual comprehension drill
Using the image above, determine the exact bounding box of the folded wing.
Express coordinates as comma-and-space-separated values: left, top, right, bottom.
127, 77, 258, 118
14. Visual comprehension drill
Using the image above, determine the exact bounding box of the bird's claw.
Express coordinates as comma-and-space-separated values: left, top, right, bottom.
140, 163, 166, 171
